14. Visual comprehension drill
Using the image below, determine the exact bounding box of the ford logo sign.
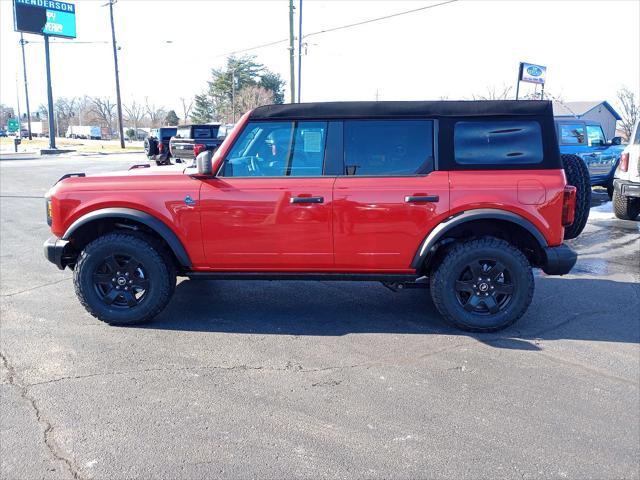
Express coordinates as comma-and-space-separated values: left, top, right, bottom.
526, 65, 543, 77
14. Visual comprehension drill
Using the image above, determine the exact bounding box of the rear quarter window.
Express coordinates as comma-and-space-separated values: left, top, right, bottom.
454, 121, 543, 166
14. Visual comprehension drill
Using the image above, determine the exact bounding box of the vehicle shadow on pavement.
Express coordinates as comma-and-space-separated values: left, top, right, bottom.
140, 276, 640, 350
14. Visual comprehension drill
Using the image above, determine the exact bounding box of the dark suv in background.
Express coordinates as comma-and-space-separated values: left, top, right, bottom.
144, 127, 177, 166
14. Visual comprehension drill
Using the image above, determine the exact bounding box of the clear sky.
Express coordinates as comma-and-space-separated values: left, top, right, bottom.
1, 0, 638, 116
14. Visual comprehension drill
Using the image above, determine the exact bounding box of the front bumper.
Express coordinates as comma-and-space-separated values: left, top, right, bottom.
43, 236, 71, 270
613, 179, 640, 198
541, 243, 577, 275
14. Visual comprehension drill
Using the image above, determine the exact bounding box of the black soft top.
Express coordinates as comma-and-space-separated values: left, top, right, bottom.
250, 100, 553, 120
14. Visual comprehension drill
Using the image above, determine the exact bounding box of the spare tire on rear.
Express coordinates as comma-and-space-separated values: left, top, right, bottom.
144, 137, 159, 157
561, 153, 590, 240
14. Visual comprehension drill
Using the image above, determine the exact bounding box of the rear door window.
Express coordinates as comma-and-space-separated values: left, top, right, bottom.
343, 120, 434, 176
454, 121, 543, 165
558, 123, 586, 145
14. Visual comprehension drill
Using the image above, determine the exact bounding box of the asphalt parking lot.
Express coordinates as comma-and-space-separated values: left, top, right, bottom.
1, 153, 638, 480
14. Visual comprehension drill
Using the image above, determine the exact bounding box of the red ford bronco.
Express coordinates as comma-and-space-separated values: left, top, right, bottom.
44, 101, 588, 332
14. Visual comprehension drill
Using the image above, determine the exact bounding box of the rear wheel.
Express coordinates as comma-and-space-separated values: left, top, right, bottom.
613, 190, 640, 220
430, 237, 534, 332
73, 232, 175, 325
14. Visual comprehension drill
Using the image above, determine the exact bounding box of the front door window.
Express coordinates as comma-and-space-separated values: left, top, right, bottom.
222, 121, 327, 177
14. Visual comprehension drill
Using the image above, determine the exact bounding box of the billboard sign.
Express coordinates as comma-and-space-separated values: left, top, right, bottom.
519, 62, 546, 85
13, 0, 76, 39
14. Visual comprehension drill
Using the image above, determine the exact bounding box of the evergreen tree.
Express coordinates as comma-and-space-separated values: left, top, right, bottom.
190, 94, 215, 123
259, 72, 285, 104
165, 110, 179, 126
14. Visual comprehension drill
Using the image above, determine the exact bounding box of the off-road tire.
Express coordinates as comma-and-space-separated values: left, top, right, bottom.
430, 237, 534, 332
613, 190, 640, 220
73, 232, 176, 325
561, 153, 590, 240
144, 137, 159, 157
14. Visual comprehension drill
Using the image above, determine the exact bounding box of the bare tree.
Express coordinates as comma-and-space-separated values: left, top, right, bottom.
0, 104, 15, 128
617, 87, 639, 141
53, 97, 79, 136
74, 96, 92, 126
144, 97, 166, 128
232, 86, 274, 123
180, 97, 194, 125
472, 85, 513, 100
89, 97, 116, 132
123, 100, 146, 132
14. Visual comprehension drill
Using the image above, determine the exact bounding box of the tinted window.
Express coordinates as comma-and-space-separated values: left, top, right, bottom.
558, 123, 585, 145
454, 121, 543, 165
193, 126, 220, 139
586, 125, 605, 146
634, 124, 640, 145
157, 128, 176, 140
222, 121, 327, 177
343, 120, 434, 176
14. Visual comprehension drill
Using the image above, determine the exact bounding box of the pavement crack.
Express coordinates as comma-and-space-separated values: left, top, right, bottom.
27, 363, 371, 387
2, 277, 71, 297
0, 351, 86, 480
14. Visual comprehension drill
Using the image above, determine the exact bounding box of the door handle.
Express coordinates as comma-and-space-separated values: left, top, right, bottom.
290, 196, 324, 204
405, 195, 439, 203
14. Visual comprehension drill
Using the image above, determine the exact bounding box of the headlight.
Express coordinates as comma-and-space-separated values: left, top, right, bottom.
46, 198, 52, 226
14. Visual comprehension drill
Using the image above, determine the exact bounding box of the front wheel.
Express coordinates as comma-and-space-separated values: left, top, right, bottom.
73, 232, 176, 325
430, 237, 534, 332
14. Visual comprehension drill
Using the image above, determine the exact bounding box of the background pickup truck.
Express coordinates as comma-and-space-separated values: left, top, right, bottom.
169, 124, 224, 163
556, 120, 625, 195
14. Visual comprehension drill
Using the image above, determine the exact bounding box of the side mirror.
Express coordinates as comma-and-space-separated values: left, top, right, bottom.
611, 136, 622, 146
196, 150, 214, 176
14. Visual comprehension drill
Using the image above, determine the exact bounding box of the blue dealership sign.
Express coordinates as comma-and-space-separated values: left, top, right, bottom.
519, 62, 546, 85
13, 0, 76, 39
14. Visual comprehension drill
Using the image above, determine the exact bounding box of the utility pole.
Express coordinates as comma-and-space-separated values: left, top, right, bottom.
297, 0, 302, 103
20, 34, 32, 140
43, 35, 56, 149
288, 0, 296, 103
15, 73, 22, 134
231, 68, 236, 123
108, 0, 125, 148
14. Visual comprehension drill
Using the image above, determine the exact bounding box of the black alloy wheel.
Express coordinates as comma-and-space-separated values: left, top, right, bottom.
92, 254, 150, 308
453, 259, 514, 315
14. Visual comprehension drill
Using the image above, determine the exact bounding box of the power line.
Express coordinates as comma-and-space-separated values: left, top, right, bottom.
213, 38, 289, 59
210, 0, 458, 59
304, 0, 459, 39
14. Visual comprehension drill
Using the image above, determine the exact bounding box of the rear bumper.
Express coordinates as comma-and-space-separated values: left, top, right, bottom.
541, 244, 577, 275
613, 179, 640, 198
43, 236, 71, 270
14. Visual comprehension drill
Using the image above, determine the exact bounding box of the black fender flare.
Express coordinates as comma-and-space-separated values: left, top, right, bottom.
410, 208, 548, 269
63, 207, 192, 268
